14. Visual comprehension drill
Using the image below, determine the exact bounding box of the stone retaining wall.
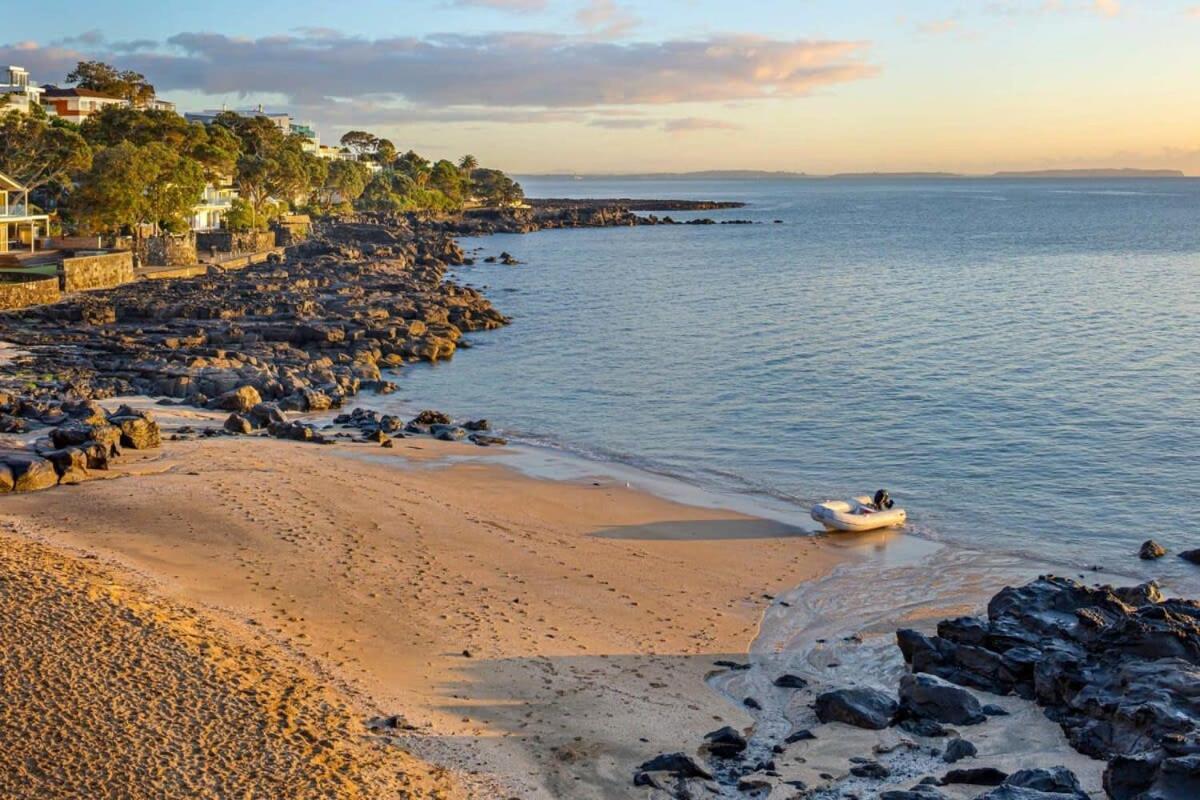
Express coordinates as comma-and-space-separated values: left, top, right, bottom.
137, 233, 197, 267
196, 230, 276, 256
60, 251, 135, 292
0, 276, 62, 311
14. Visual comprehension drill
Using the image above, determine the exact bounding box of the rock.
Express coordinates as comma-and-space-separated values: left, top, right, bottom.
940, 767, 1007, 786
412, 410, 451, 426
1179, 549, 1200, 565
814, 687, 898, 730
972, 788, 1083, 799
365, 429, 390, 444
982, 704, 1010, 717
216, 385, 262, 413
773, 674, 808, 689
1140, 540, 1167, 559
784, 729, 816, 744
703, 726, 747, 759
0, 463, 12, 493
463, 419, 490, 431
942, 738, 977, 763
636, 752, 712, 780
743, 697, 762, 710
224, 414, 253, 434
880, 787, 948, 800
40, 447, 89, 484
1004, 767, 1087, 797
468, 433, 507, 447
247, 402, 286, 429
850, 760, 890, 779
2, 453, 59, 492
899, 717, 950, 737
110, 415, 162, 450
431, 424, 467, 441
899, 673, 986, 726
736, 775, 772, 792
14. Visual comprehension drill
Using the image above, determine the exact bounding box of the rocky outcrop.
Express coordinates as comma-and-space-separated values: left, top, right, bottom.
813, 687, 898, 730
898, 576, 1200, 799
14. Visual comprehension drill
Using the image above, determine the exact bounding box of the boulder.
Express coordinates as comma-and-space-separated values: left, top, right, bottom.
3, 453, 59, 492
247, 402, 286, 429
899, 673, 986, 726
1140, 540, 1167, 559
635, 752, 712, 780
111, 415, 161, 450
814, 687, 897, 730
1004, 767, 1087, 798
431, 424, 467, 441
412, 409, 451, 426
850, 760, 890, 779
216, 385, 262, 413
940, 767, 1007, 786
942, 738, 977, 763
773, 674, 809, 689
1179, 549, 1200, 565
703, 726, 747, 759
880, 787, 947, 800
0, 463, 13, 493
224, 414, 253, 435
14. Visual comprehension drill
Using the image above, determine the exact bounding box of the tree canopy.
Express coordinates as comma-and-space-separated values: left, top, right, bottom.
66, 61, 157, 106
69, 141, 205, 235
0, 109, 92, 195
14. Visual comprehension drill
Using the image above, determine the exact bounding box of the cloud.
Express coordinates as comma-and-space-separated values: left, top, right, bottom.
0, 30, 876, 110
576, 0, 640, 39
1092, 0, 1120, 17
451, 0, 548, 11
1186, 5, 1200, 18
662, 117, 742, 133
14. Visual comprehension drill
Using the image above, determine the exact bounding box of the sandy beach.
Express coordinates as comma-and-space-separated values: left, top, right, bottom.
0, 432, 844, 798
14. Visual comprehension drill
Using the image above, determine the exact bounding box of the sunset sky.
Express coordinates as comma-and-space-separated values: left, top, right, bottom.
4, 0, 1198, 174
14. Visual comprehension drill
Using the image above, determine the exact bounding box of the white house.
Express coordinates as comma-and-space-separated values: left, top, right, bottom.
185, 105, 294, 133
190, 183, 238, 232
41, 85, 129, 123
0, 172, 50, 255
0, 66, 44, 115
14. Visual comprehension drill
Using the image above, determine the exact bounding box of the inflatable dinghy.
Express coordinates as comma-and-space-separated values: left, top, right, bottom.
811, 494, 907, 532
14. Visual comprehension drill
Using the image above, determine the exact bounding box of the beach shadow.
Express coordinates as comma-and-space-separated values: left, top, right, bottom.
590, 518, 808, 541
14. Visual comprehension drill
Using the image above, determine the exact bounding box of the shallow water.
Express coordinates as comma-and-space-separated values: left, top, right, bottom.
383, 176, 1200, 596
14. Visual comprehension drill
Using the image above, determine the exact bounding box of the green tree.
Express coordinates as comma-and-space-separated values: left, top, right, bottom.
339, 130, 379, 160
471, 168, 524, 207
458, 154, 478, 174
318, 159, 372, 208
66, 61, 157, 106
430, 159, 466, 207
395, 150, 431, 187
0, 109, 92, 194
70, 141, 205, 236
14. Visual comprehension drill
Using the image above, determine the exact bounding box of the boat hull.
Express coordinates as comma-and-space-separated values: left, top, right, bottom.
810, 501, 907, 532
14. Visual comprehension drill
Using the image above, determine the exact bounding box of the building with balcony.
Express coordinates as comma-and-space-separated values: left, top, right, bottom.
0, 66, 44, 115
190, 183, 238, 232
0, 172, 50, 257
41, 85, 129, 123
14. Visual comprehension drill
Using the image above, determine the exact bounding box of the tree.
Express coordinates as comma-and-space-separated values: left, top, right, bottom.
339, 130, 379, 160
395, 150, 431, 187
375, 138, 397, 167
471, 168, 524, 206
0, 110, 92, 195
70, 141, 204, 236
215, 113, 324, 224
430, 159, 466, 207
318, 159, 372, 208
458, 154, 478, 174
66, 61, 156, 106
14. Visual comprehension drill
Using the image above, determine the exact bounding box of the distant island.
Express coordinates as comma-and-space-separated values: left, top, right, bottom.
522, 168, 1188, 181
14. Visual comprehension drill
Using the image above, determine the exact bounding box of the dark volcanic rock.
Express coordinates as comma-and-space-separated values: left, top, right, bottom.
814, 687, 897, 730
1004, 766, 1088, 797
1179, 549, 1200, 565
773, 674, 808, 689
636, 752, 712, 779
941, 766, 1008, 786
703, 726, 747, 759
850, 760, 890, 779
1140, 540, 1167, 559
880, 787, 948, 800
942, 738, 977, 763
899, 672, 986, 725
900, 575, 1200, 798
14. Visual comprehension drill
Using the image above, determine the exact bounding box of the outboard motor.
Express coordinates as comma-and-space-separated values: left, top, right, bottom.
873, 489, 894, 510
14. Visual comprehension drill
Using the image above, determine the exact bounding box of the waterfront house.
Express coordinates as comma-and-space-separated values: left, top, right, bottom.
0, 66, 44, 115
186, 105, 294, 133
190, 183, 238, 232
41, 85, 129, 123
0, 172, 50, 257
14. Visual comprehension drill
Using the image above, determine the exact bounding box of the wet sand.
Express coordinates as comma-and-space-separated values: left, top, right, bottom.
0, 434, 843, 798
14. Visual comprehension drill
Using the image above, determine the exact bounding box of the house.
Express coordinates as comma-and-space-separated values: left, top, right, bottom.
41, 85, 129, 123
0, 66, 44, 115
190, 183, 238, 232
185, 105, 294, 133
0, 172, 50, 255
146, 98, 177, 113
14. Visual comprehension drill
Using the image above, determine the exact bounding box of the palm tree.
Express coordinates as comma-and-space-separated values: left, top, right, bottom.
458, 154, 478, 176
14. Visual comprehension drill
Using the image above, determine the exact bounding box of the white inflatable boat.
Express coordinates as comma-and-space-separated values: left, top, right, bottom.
811, 495, 907, 532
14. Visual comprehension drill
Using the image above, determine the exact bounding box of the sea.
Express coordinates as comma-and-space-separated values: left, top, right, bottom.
377, 176, 1200, 599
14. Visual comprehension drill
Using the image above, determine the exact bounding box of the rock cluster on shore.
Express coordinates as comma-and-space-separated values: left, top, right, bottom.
636, 575, 1200, 799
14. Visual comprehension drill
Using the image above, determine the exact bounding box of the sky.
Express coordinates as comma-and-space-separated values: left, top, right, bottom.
3, 0, 1199, 174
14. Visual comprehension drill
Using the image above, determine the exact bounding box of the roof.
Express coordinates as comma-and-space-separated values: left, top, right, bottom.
0, 172, 26, 192
41, 85, 124, 100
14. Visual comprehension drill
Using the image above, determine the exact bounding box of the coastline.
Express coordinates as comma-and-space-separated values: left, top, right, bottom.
0, 431, 846, 797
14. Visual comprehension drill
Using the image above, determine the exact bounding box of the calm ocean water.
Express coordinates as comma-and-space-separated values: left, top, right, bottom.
389, 177, 1200, 590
